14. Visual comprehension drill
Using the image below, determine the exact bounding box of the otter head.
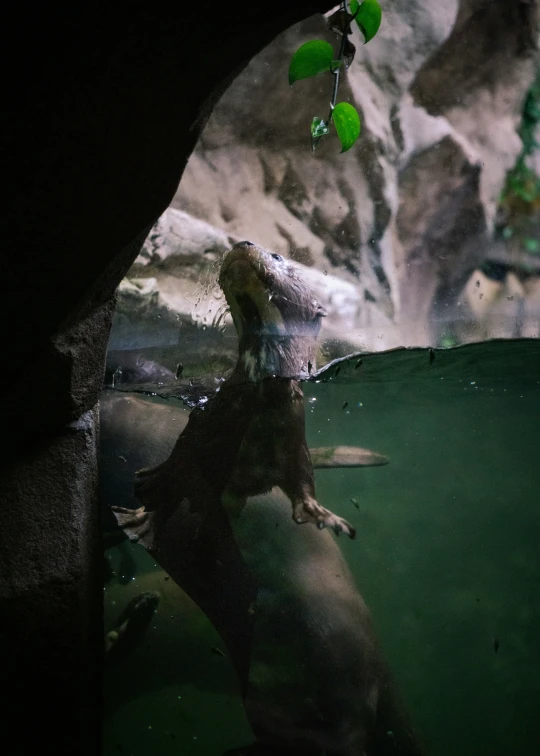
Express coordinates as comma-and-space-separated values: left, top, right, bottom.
219, 241, 327, 381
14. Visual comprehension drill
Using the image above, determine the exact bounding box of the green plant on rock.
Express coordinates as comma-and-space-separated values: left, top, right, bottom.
288, 0, 382, 154
498, 70, 540, 257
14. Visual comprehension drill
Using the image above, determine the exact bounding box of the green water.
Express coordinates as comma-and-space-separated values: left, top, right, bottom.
103, 339, 540, 756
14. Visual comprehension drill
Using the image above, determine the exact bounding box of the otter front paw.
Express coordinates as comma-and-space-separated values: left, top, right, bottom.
111, 505, 155, 549
292, 498, 356, 539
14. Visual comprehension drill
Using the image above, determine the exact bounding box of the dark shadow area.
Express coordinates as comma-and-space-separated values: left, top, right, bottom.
0, 4, 331, 754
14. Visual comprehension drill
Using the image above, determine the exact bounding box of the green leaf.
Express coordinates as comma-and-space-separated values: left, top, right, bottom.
331, 59, 343, 72
311, 117, 330, 139
289, 41, 335, 85
332, 102, 361, 152
311, 117, 330, 152
350, 0, 382, 43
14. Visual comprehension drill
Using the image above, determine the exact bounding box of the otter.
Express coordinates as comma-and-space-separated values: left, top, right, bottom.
112, 241, 425, 755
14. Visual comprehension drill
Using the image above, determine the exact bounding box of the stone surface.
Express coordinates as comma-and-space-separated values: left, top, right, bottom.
167, 1, 539, 349
0, 407, 102, 756
411, 0, 540, 228
454, 266, 540, 343
135, 208, 234, 266
394, 134, 486, 343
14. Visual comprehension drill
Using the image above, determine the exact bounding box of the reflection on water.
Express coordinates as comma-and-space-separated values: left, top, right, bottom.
102, 340, 540, 756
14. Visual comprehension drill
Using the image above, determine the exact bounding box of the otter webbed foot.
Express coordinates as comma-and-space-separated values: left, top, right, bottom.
292, 496, 356, 539
111, 505, 155, 549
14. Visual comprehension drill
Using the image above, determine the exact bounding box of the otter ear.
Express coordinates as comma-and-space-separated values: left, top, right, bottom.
316, 303, 327, 318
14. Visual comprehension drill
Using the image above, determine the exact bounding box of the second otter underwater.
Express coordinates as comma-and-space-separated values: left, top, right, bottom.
111, 242, 427, 755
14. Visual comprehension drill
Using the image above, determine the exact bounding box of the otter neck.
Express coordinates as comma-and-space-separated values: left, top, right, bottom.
232, 333, 318, 382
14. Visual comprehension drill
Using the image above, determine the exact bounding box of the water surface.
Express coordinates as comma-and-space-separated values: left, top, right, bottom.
103, 339, 540, 756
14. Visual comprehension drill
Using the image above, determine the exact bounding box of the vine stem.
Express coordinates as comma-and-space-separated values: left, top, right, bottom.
311, 0, 354, 151
328, 0, 350, 125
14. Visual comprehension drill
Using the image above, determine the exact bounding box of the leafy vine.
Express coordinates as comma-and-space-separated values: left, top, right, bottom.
288, 0, 382, 153
497, 69, 540, 258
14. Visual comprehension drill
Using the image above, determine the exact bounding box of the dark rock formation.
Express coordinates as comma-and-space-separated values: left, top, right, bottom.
0, 3, 333, 754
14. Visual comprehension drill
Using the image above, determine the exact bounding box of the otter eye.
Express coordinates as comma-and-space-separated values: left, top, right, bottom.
271, 253, 283, 262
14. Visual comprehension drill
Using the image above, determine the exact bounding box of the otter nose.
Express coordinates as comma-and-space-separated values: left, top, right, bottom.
237, 240, 255, 248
